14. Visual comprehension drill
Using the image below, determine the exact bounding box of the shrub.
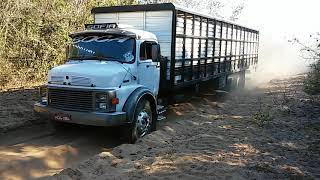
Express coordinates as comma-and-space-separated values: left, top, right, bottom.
292, 35, 320, 95
252, 109, 273, 127
304, 60, 320, 95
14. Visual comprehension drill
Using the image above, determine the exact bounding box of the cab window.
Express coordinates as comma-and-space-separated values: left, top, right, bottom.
140, 41, 156, 61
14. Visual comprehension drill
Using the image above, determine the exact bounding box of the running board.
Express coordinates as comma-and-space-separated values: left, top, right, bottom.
157, 105, 166, 121
157, 115, 166, 121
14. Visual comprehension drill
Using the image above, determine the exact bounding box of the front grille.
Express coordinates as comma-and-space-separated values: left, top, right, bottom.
48, 88, 93, 112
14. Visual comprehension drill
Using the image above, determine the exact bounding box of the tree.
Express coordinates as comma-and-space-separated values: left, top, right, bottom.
139, 0, 244, 20
0, 0, 133, 88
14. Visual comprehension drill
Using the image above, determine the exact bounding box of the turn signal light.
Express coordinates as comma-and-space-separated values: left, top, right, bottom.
111, 98, 119, 105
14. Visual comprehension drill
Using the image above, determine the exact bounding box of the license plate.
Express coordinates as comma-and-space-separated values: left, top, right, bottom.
54, 113, 71, 121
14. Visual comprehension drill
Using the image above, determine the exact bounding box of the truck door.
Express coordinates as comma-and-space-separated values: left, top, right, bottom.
138, 41, 160, 95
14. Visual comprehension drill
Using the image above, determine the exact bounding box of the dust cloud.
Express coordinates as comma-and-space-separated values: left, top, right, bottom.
246, 33, 310, 88
237, 0, 319, 88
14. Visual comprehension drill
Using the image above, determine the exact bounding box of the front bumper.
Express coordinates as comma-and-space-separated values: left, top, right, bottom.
34, 102, 128, 127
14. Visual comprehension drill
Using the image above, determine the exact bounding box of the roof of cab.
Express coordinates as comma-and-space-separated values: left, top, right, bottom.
70, 28, 158, 41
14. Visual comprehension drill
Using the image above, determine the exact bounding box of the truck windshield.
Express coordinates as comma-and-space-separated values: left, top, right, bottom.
68, 35, 135, 63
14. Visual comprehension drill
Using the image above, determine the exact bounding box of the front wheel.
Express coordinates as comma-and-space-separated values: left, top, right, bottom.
125, 99, 154, 143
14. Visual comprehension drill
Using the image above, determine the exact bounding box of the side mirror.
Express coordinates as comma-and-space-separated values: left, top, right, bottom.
151, 44, 160, 62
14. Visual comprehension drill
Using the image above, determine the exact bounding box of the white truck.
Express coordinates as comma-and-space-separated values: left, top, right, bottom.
34, 3, 259, 143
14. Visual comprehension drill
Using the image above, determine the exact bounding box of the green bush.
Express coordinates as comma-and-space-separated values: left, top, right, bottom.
304, 60, 320, 95
252, 110, 273, 127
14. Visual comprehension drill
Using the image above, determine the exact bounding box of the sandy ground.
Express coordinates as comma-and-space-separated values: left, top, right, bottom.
0, 88, 40, 132
0, 123, 126, 180
0, 88, 130, 180
0, 75, 319, 180
51, 75, 320, 180
0, 88, 126, 180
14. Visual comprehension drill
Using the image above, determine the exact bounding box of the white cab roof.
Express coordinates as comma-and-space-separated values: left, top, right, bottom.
70, 27, 157, 42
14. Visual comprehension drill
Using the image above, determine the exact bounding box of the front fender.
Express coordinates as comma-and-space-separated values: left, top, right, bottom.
122, 87, 157, 124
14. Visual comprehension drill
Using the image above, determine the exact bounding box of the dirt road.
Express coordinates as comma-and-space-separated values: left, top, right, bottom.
0, 123, 125, 180
55, 75, 320, 180
1, 75, 319, 180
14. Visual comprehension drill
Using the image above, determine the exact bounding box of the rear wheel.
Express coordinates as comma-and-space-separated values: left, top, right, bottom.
125, 99, 154, 143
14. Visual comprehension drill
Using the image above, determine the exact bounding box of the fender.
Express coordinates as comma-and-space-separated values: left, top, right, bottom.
122, 87, 157, 125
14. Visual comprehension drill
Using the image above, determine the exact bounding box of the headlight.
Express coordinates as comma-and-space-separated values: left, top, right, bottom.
96, 94, 107, 102
98, 103, 107, 109
95, 91, 117, 112
38, 85, 48, 105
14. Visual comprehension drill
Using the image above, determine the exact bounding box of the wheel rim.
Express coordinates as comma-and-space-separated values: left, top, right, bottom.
136, 109, 151, 137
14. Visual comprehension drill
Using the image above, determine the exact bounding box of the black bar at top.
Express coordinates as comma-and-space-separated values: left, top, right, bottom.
92, 3, 176, 13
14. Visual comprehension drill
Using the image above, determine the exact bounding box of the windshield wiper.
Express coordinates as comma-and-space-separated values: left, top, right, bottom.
96, 56, 123, 62
68, 55, 123, 62
68, 55, 90, 60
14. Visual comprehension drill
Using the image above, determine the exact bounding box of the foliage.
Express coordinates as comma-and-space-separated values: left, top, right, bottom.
252, 111, 273, 127
140, 0, 244, 20
251, 97, 273, 127
291, 33, 320, 95
0, 0, 137, 89
304, 60, 320, 95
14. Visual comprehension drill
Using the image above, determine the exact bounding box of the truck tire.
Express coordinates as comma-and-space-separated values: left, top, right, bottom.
125, 98, 154, 143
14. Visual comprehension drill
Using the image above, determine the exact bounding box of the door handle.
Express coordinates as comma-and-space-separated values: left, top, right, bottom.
146, 64, 160, 67
146, 64, 159, 68
146, 64, 155, 68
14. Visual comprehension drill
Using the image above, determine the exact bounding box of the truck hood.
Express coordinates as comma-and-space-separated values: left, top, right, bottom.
48, 61, 132, 88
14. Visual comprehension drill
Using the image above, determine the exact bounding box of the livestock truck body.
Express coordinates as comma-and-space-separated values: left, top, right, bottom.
34, 3, 259, 142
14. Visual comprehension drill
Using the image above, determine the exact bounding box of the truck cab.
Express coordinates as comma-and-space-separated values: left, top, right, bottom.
35, 24, 162, 143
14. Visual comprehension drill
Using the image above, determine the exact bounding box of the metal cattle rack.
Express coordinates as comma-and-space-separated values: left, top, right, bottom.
170, 5, 259, 90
